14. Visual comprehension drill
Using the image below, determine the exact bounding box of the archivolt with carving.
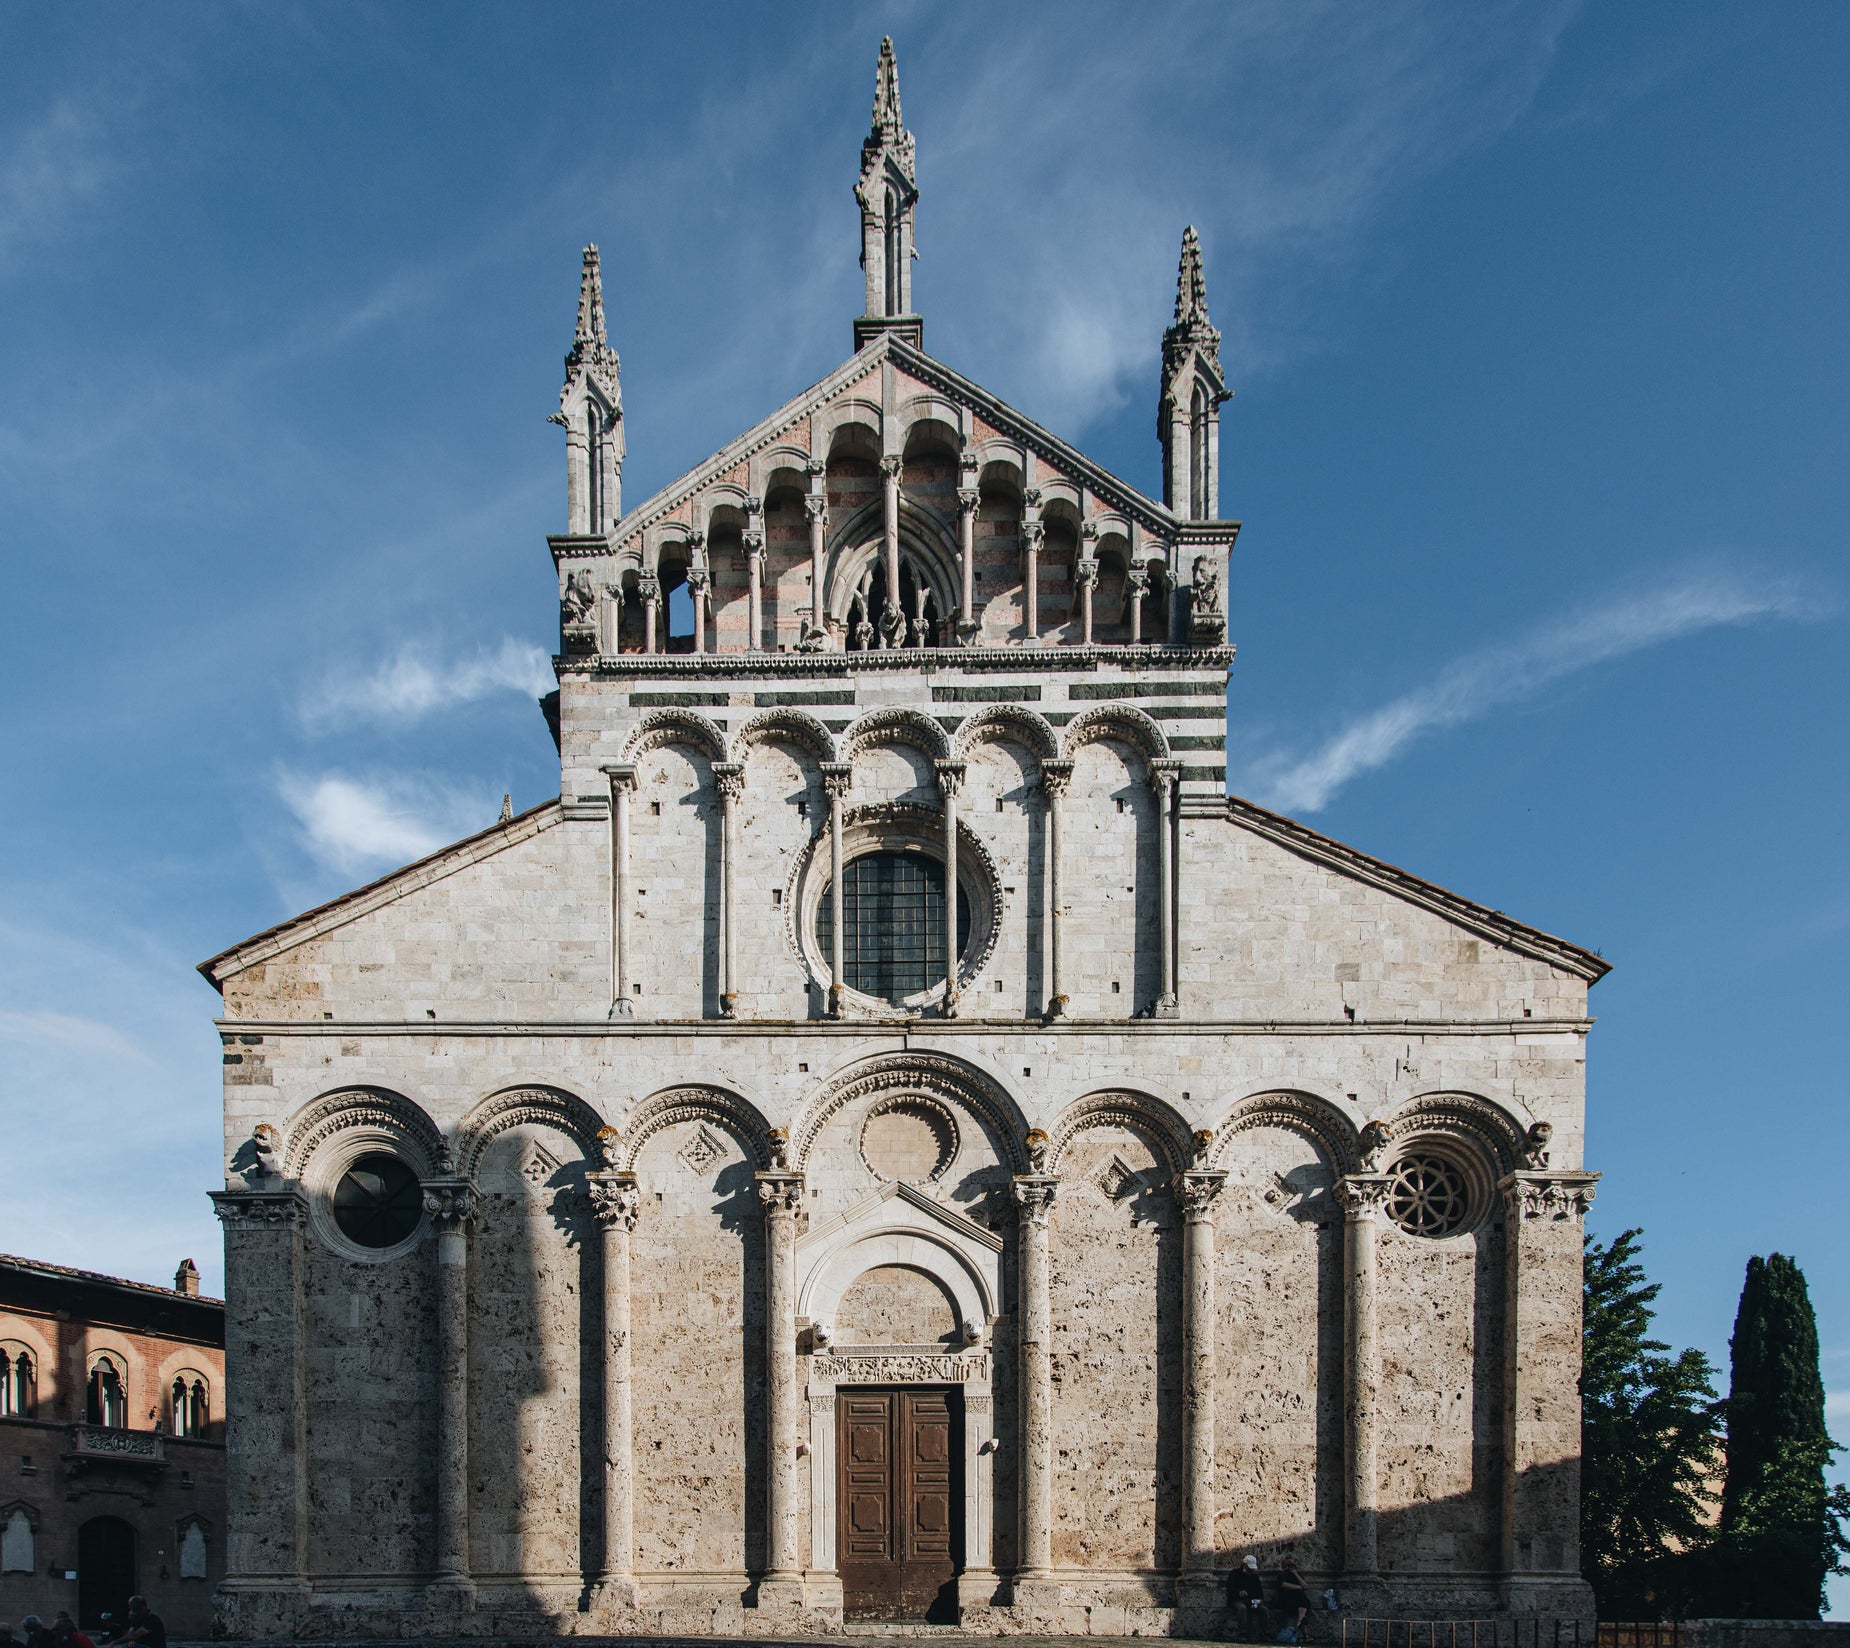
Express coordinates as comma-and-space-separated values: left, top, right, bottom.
1381, 1091, 1525, 1176
617, 1084, 776, 1172
952, 703, 1059, 764
1044, 1089, 1194, 1178
732, 707, 837, 766
454, 1085, 607, 1179
1060, 703, 1171, 765
842, 706, 952, 762
792, 1052, 1028, 1174
622, 707, 727, 764
282, 1086, 447, 1178
1208, 1089, 1358, 1177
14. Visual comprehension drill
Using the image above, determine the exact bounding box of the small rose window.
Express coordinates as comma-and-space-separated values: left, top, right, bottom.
332, 1153, 423, 1249
1384, 1152, 1471, 1238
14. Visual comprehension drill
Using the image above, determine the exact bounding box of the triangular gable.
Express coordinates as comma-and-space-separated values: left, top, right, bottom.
196, 799, 563, 989
1223, 792, 1611, 983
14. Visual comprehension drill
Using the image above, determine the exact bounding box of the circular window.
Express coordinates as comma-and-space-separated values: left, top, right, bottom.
1385, 1153, 1472, 1237
815, 850, 972, 1006
331, 1154, 423, 1249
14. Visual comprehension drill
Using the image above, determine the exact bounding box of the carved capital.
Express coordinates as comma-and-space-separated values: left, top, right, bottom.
756, 1172, 805, 1219
743, 529, 765, 559
713, 760, 745, 801
804, 494, 829, 525
820, 761, 853, 801
1040, 758, 1075, 799
1334, 1174, 1393, 1219
1023, 487, 1043, 509
1175, 1169, 1227, 1220
601, 762, 638, 795
587, 1171, 642, 1232
421, 1180, 478, 1231
933, 759, 967, 800
684, 565, 710, 597
1500, 1170, 1599, 1223
1074, 556, 1100, 591
1020, 519, 1046, 553
636, 571, 660, 602
1126, 567, 1151, 598
745, 495, 763, 520
1012, 1174, 1059, 1226
879, 454, 903, 481
1147, 757, 1181, 801
1081, 518, 1100, 542
956, 487, 980, 517
209, 1189, 306, 1231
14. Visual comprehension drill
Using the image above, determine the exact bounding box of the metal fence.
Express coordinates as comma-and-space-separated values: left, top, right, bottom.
1341, 1621, 1594, 1648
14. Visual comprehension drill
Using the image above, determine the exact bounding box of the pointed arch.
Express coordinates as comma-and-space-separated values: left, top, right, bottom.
732, 707, 836, 766
1061, 703, 1171, 765
282, 1086, 445, 1178
1209, 1088, 1358, 1176
454, 1085, 606, 1179
617, 1084, 776, 1172
843, 705, 951, 762
1044, 1089, 1194, 1178
952, 703, 1060, 764
622, 707, 727, 763
791, 1050, 1029, 1174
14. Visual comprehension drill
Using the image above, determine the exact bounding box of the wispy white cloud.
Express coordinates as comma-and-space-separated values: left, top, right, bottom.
0, 95, 116, 271
276, 768, 498, 876
1243, 568, 1820, 814
301, 637, 553, 732
0, 1007, 153, 1065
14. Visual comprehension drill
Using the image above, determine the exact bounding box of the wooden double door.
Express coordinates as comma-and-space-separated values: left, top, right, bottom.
838, 1386, 962, 1622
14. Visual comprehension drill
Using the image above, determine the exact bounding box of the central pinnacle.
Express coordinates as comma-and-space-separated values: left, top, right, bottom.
872, 36, 903, 136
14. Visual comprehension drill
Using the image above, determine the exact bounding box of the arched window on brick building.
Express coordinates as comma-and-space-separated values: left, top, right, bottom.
85, 1354, 127, 1428
170, 1372, 209, 1438
0, 1345, 35, 1418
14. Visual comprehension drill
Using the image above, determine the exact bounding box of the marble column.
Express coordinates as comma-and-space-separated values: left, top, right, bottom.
758, 1172, 806, 1605
687, 558, 710, 655
1150, 758, 1180, 1018
821, 762, 851, 1016
588, 1168, 642, 1606
603, 764, 637, 1018
1177, 1169, 1227, 1590
714, 761, 744, 1018
957, 484, 979, 637
1499, 1168, 1600, 1612
804, 493, 828, 643
1021, 516, 1044, 643
1127, 566, 1149, 645
1076, 555, 1098, 646
745, 500, 765, 651
935, 759, 965, 1017
879, 454, 903, 648
638, 571, 660, 654
423, 1177, 478, 1598
1041, 759, 1073, 1017
208, 1189, 309, 1626
1336, 1173, 1391, 1587
1013, 1174, 1059, 1585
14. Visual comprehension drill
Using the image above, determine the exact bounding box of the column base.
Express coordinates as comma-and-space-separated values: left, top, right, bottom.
423, 1575, 477, 1614
1501, 1574, 1596, 1620
609, 997, 634, 1020
1151, 991, 1179, 1019
586, 1573, 640, 1613
754, 1571, 807, 1610
957, 1568, 1000, 1612
719, 992, 738, 1018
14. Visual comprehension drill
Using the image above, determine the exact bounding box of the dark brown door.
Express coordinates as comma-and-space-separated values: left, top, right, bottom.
78, 1515, 136, 1630
838, 1386, 961, 1621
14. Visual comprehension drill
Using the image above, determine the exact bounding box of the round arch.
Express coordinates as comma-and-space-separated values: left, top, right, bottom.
616, 1083, 776, 1173
1045, 1088, 1195, 1178
791, 1050, 1029, 1175
454, 1085, 605, 1179
1208, 1088, 1359, 1176
281, 1086, 445, 1180
622, 707, 727, 764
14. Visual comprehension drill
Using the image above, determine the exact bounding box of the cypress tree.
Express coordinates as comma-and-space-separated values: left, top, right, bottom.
1717, 1253, 1850, 1617
1581, 1229, 1723, 1617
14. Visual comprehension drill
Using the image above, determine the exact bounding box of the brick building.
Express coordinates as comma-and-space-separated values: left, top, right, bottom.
0, 1255, 225, 1636
200, 40, 1606, 1639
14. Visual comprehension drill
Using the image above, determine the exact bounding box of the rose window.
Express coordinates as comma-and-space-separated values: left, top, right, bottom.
1384, 1152, 1471, 1237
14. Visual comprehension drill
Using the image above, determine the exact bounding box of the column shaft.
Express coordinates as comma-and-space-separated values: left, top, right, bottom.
425, 1181, 477, 1590
715, 762, 743, 1018
758, 1173, 805, 1598
1128, 568, 1147, 645
1152, 760, 1179, 1017
805, 492, 828, 643
958, 487, 978, 632
1013, 1176, 1058, 1580
1078, 559, 1097, 645
605, 765, 636, 1018
1023, 519, 1042, 642
1179, 1172, 1226, 1575
589, 1170, 641, 1597
880, 455, 902, 647
822, 764, 850, 1016
1338, 1176, 1389, 1582
1042, 760, 1072, 1016
746, 542, 764, 652
936, 760, 965, 1017
639, 573, 659, 654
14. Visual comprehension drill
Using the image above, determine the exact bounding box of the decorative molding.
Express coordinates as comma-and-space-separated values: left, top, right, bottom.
1384, 1091, 1527, 1178
810, 1352, 989, 1385
1044, 1090, 1194, 1178
732, 707, 837, 765
559, 642, 1238, 677
620, 706, 726, 764
281, 1087, 446, 1179
209, 1189, 306, 1231
950, 702, 1060, 763
454, 1085, 605, 1178
619, 1084, 775, 1172
1209, 1090, 1358, 1177
1061, 703, 1171, 765
842, 705, 952, 761
792, 1051, 1029, 1174
858, 1092, 961, 1184
1500, 1170, 1600, 1222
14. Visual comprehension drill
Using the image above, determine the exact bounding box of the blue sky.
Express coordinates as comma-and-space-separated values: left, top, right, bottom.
2, 2, 1845, 1592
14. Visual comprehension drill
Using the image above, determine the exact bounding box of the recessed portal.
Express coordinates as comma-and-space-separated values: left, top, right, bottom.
838, 1386, 962, 1622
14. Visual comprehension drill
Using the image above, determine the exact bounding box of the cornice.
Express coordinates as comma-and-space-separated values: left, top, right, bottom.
555, 643, 1235, 679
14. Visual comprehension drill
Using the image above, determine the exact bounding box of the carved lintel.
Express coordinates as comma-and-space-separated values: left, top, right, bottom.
1499, 1170, 1599, 1222
811, 1352, 988, 1385
1334, 1174, 1393, 1219
587, 1170, 642, 1232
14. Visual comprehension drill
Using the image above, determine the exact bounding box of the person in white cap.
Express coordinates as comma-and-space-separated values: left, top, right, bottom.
1226, 1554, 1267, 1640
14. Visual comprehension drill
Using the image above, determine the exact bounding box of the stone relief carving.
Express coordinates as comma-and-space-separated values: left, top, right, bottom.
810, 1353, 988, 1385
792, 1052, 1028, 1174
281, 1088, 446, 1179
677, 1124, 727, 1175
1522, 1121, 1554, 1169
859, 1093, 960, 1184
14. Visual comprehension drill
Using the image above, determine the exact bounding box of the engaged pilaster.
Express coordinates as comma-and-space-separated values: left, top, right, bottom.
1335, 1173, 1391, 1588
757, 1172, 806, 1605
1149, 759, 1180, 1017
588, 1163, 642, 1609
1500, 1168, 1600, 1614
602, 763, 637, 1018
423, 1177, 478, 1601
935, 759, 965, 1017
714, 761, 744, 1018
1012, 1173, 1059, 1586
209, 1190, 309, 1622
1040, 760, 1073, 1017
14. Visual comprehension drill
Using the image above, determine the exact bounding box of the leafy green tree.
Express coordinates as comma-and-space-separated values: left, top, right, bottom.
1715, 1253, 1850, 1618
1581, 1228, 1723, 1617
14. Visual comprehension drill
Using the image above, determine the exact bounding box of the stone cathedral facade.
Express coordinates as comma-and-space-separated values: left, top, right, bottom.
202, 41, 1606, 1640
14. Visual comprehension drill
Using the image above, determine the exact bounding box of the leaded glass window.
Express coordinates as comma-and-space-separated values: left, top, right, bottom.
332, 1153, 423, 1249
816, 850, 970, 1004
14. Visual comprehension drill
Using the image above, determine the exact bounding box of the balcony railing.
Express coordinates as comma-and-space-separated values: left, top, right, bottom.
70, 1423, 163, 1463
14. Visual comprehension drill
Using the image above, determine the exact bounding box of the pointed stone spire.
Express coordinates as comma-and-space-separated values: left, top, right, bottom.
1159, 225, 1229, 519
854, 37, 922, 348
555, 244, 624, 534
499, 793, 513, 824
